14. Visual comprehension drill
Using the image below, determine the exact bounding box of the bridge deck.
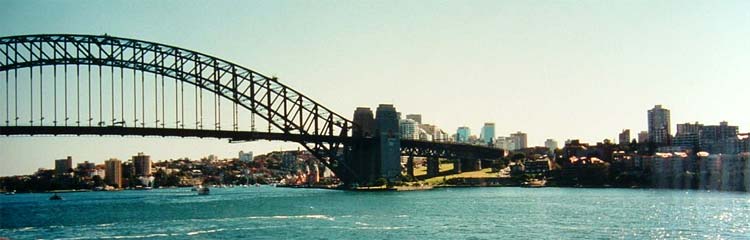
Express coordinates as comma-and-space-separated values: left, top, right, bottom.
0, 126, 350, 143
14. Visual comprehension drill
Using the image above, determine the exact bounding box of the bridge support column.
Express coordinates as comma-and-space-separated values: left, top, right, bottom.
406, 156, 415, 178
472, 159, 482, 171
427, 157, 439, 177
453, 159, 462, 174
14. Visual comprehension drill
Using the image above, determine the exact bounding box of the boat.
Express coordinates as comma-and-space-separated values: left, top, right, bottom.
49, 193, 63, 200
4, 190, 15, 195
197, 186, 210, 195
521, 179, 547, 188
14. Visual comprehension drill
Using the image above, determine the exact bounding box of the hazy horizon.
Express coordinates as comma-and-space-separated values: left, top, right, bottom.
1, 0, 748, 176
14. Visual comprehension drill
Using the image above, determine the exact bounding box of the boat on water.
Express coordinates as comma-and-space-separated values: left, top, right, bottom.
521, 179, 547, 188
49, 193, 63, 200
197, 186, 210, 195
4, 190, 15, 195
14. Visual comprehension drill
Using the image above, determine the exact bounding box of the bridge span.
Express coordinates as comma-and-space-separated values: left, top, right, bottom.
0, 34, 503, 186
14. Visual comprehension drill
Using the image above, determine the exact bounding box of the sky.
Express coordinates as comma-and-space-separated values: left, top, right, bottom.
1, 0, 748, 176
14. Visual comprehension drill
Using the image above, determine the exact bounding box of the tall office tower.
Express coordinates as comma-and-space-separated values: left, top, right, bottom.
648, 105, 671, 145
376, 104, 401, 181
511, 131, 528, 150
456, 126, 470, 143
353, 107, 376, 137
480, 122, 496, 145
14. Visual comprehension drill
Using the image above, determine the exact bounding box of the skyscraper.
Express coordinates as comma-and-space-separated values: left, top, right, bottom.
353, 107, 376, 137
376, 104, 401, 181
133, 152, 152, 177
55, 156, 73, 176
456, 126, 470, 143
510, 131, 528, 150
648, 105, 671, 145
105, 158, 122, 188
480, 122, 495, 145
618, 129, 631, 145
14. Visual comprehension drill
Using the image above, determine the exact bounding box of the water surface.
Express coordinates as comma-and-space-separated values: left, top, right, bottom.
1, 187, 748, 239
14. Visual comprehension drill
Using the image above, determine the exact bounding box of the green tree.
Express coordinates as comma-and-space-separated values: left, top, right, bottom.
92, 175, 104, 187
374, 178, 387, 187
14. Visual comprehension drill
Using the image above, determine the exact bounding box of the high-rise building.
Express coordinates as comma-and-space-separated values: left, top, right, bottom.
405, 114, 422, 124
55, 156, 73, 175
399, 119, 419, 140
545, 139, 558, 152
648, 105, 671, 145
480, 123, 495, 145
510, 131, 528, 150
353, 107, 376, 137
741, 133, 750, 153
674, 122, 703, 149
133, 152, 152, 177
456, 127, 470, 143
376, 104, 401, 181
638, 131, 649, 143
495, 136, 513, 149
105, 158, 122, 188
76, 161, 96, 177
239, 151, 253, 162
618, 129, 631, 145
700, 121, 740, 154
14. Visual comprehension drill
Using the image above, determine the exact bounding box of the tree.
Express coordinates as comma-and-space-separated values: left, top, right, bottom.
92, 175, 104, 187
374, 178, 387, 187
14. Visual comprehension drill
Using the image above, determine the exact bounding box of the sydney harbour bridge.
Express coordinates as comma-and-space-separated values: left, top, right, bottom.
0, 34, 503, 186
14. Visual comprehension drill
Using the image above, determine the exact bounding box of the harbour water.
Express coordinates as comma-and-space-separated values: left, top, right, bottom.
1, 187, 749, 239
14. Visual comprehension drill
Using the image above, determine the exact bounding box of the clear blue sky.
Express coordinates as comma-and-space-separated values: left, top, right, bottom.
1, 0, 748, 176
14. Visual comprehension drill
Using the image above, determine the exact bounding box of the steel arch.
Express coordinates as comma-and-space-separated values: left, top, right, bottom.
0, 34, 357, 182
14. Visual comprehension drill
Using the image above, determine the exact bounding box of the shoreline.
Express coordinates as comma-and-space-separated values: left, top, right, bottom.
3, 182, 747, 194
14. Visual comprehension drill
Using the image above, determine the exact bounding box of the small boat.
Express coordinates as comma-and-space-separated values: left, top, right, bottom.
49, 193, 63, 200
521, 179, 547, 188
4, 190, 15, 195
197, 186, 210, 195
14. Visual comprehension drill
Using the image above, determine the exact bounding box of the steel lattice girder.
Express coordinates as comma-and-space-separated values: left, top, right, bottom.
0, 34, 355, 181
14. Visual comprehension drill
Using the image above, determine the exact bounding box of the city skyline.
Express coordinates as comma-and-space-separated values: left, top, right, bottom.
2, 0, 749, 176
